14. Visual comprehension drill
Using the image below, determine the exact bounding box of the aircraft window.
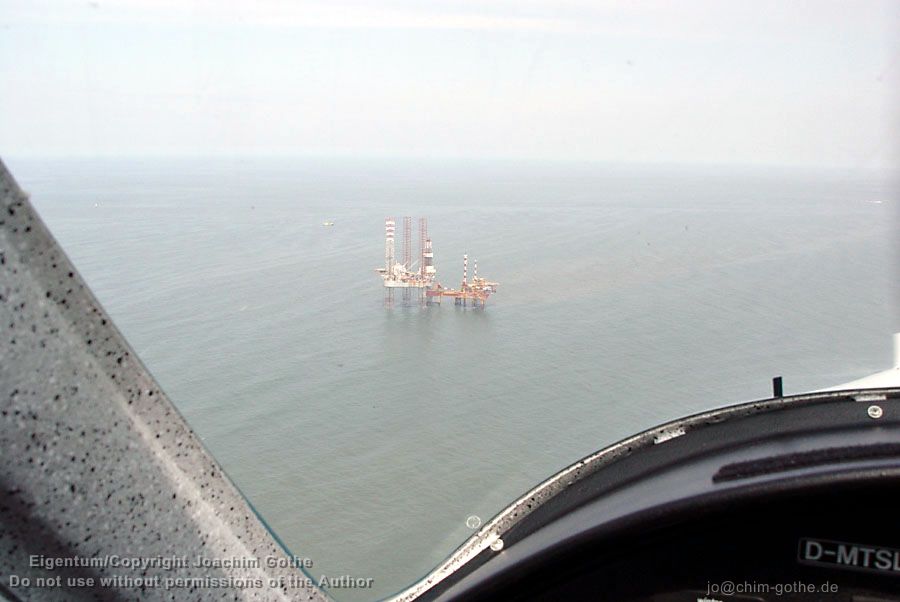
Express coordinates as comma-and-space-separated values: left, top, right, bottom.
3, 1, 897, 599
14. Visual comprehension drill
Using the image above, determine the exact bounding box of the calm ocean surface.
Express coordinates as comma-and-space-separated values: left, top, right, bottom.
7, 156, 899, 600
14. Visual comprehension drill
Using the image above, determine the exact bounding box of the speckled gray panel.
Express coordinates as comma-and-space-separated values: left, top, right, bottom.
0, 159, 330, 601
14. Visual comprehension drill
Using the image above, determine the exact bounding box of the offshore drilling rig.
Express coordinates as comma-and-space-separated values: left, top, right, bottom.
375, 217, 499, 308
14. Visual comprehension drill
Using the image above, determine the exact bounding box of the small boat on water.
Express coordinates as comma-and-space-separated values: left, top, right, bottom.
322, 221, 335, 226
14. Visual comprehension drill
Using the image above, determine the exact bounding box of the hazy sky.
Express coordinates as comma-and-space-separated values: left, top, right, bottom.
2, 0, 898, 167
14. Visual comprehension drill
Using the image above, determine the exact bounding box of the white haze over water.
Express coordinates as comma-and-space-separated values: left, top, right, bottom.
8, 156, 899, 600
1, 0, 899, 167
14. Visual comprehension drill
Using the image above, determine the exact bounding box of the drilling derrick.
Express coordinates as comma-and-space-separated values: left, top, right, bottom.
419, 218, 427, 277
402, 216, 413, 303
402, 216, 412, 269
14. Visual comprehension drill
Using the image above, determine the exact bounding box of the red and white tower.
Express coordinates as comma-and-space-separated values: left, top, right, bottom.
463, 254, 468, 287
384, 217, 395, 273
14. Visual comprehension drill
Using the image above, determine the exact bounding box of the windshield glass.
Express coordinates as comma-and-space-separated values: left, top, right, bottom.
3, 2, 898, 600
